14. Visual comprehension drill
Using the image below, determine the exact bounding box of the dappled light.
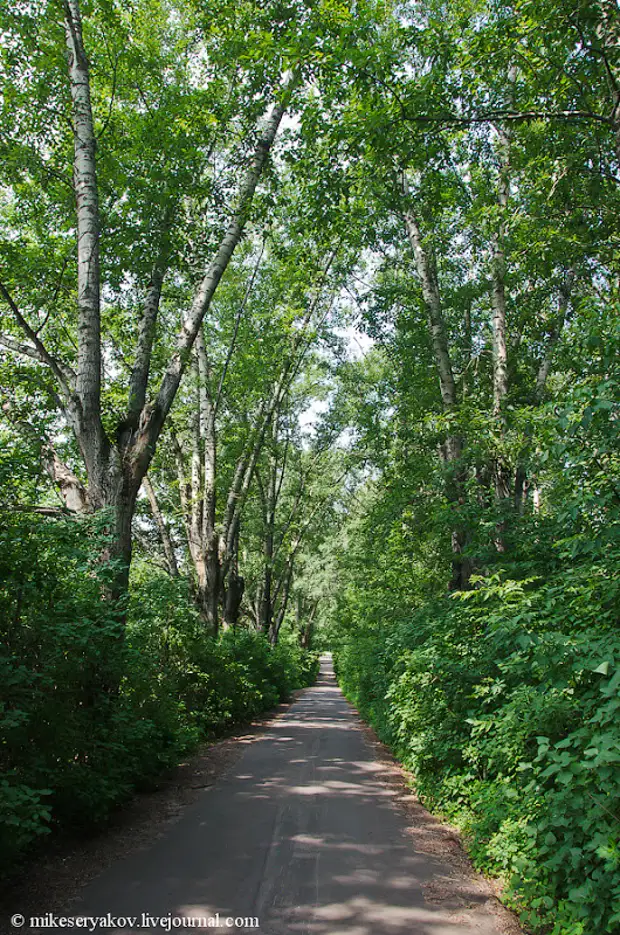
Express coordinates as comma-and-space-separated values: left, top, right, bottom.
69, 657, 504, 935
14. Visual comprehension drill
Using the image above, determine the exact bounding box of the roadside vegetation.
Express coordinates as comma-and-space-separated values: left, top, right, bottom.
1, 509, 318, 877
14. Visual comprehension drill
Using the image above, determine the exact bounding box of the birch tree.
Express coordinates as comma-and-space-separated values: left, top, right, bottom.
146, 232, 343, 630
0, 0, 314, 607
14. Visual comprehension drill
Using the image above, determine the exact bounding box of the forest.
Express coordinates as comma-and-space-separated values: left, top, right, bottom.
0, 1, 618, 933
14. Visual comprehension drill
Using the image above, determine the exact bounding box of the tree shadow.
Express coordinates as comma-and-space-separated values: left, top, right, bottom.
70, 657, 500, 935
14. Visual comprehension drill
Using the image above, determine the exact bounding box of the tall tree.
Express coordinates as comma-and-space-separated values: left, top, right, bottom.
0, 0, 324, 607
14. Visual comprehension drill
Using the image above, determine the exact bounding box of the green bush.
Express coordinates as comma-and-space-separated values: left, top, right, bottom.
332, 537, 620, 934
0, 515, 317, 877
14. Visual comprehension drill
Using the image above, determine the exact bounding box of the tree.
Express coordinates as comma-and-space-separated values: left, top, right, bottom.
0, 0, 317, 608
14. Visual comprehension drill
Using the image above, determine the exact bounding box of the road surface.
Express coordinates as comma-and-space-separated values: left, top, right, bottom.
70, 655, 508, 935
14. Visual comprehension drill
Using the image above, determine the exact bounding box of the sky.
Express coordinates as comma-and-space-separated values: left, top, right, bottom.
298, 322, 373, 436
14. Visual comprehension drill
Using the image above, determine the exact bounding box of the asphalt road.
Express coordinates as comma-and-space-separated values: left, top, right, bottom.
69, 654, 507, 935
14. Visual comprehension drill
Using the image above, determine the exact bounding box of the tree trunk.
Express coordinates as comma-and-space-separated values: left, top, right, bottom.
222, 520, 244, 628
203, 428, 219, 633
64, 0, 101, 428
176, 334, 221, 632
399, 169, 469, 589
514, 465, 530, 514
513, 271, 575, 514
490, 107, 513, 551
491, 124, 510, 419
109, 482, 136, 607
143, 475, 178, 577
299, 600, 318, 649
260, 419, 279, 633
268, 559, 294, 645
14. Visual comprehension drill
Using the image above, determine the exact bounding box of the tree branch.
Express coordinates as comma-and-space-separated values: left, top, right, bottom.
0, 280, 76, 398
126, 224, 172, 426
214, 238, 266, 415
0, 504, 74, 517
136, 74, 298, 471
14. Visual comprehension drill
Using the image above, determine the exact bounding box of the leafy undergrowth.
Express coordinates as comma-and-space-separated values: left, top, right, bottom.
333, 552, 620, 935
0, 514, 319, 879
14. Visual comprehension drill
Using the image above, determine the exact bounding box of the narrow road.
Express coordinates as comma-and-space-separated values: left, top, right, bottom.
71, 655, 509, 935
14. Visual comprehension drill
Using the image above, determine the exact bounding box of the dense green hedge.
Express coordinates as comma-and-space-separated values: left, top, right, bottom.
333, 544, 620, 935
0, 514, 318, 877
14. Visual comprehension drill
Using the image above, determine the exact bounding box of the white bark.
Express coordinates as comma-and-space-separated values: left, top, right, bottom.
63, 0, 102, 433
491, 124, 511, 416
399, 172, 457, 412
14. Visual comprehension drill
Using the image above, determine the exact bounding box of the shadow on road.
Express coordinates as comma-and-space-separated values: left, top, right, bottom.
71, 656, 506, 935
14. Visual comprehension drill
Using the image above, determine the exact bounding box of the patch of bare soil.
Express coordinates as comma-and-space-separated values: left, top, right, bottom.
353, 713, 524, 935
0, 693, 305, 935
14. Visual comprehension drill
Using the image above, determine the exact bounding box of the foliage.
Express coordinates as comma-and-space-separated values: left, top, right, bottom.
331, 342, 620, 933
334, 569, 620, 933
0, 515, 316, 878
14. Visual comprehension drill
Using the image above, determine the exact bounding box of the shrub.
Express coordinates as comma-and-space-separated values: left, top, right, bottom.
332, 550, 620, 934
0, 516, 317, 877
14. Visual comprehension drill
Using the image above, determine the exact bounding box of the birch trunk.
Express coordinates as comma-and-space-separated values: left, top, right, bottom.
196, 329, 219, 632
268, 559, 294, 646
399, 170, 469, 589
63, 0, 106, 493
401, 205, 456, 411
491, 125, 510, 419
259, 420, 279, 634
490, 121, 512, 549
143, 475, 178, 577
